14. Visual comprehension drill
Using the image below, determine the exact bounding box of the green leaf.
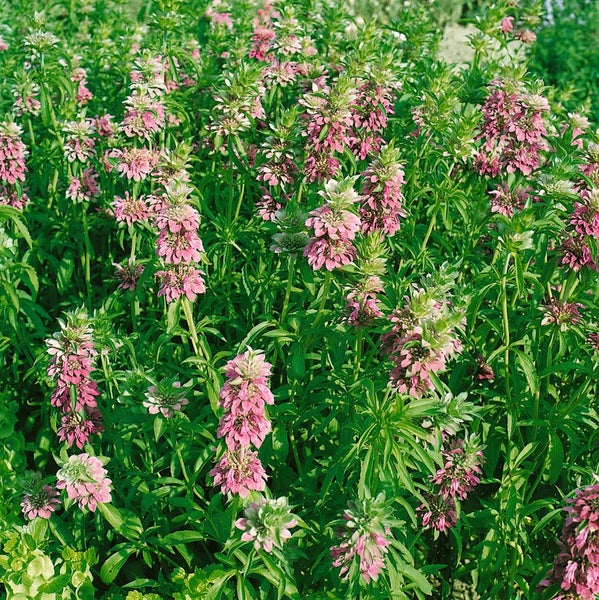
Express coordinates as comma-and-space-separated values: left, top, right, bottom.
160, 530, 205, 545
100, 545, 135, 584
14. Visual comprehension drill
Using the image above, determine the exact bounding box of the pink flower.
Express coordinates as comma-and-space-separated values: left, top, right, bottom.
113, 259, 144, 291
156, 263, 206, 302
121, 93, 166, 140
418, 493, 457, 533
111, 192, 152, 225
210, 448, 267, 497
156, 229, 204, 263
499, 16, 514, 33
56, 453, 112, 511
21, 475, 60, 520
0, 185, 29, 209
541, 298, 584, 331
304, 237, 356, 270
0, 121, 28, 184
489, 183, 530, 217
143, 380, 189, 418
114, 147, 159, 181
66, 168, 100, 203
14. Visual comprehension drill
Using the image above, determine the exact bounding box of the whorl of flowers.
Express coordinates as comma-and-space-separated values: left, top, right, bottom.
300, 77, 355, 182
489, 182, 532, 218
154, 152, 206, 303
304, 177, 361, 271
235, 496, 298, 552
63, 119, 96, 164
381, 269, 464, 397
46, 310, 103, 449
418, 436, 483, 533
20, 472, 60, 520
330, 493, 394, 583
360, 144, 406, 236
473, 79, 549, 177
56, 453, 112, 512
210, 348, 274, 497
66, 167, 100, 204
343, 233, 388, 327
0, 121, 28, 185
561, 187, 599, 272
540, 481, 599, 599
143, 379, 189, 418
541, 298, 584, 331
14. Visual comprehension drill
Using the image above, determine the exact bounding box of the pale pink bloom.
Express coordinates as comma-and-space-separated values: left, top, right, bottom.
121, 94, 166, 139
76, 81, 93, 105
95, 114, 118, 138
256, 188, 282, 220
499, 16, 514, 33
305, 205, 361, 241
154, 202, 200, 233
156, 229, 204, 264
0, 185, 29, 209
489, 183, 530, 217
113, 259, 144, 291
541, 299, 584, 331
0, 121, 28, 184
14, 96, 41, 116
418, 493, 457, 532
156, 263, 206, 302
143, 381, 189, 418
114, 147, 158, 181
303, 237, 356, 271
56, 453, 112, 511
111, 192, 152, 225
0, 36, 7, 51
235, 497, 297, 552
66, 168, 100, 203
21, 484, 60, 519
63, 119, 96, 163
515, 28, 536, 43
210, 448, 267, 497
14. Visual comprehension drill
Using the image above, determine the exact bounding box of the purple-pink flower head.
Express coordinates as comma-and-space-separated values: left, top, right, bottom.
20, 472, 60, 520
235, 497, 298, 552
541, 298, 584, 331
56, 453, 112, 512
143, 379, 189, 418
0, 121, 28, 184
330, 493, 394, 583
210, 447, 268, 498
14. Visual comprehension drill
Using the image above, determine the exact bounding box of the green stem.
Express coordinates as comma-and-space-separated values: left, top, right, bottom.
181, 297, 202, 358
80, 205, 92, 310
280, 254, 296, 323
353, 328, 363, 383
501, 253, 515, 439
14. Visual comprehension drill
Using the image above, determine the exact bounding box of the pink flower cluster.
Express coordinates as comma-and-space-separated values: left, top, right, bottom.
304, 177, 361, 270
210, 349, 274, 498
154, 178, 206, 303
489, 182, 532, 218
474, 79, 549, 177
0, 121, 29, 209
381, 288, 463, 397
561, 187, 599, 272
419, 437, 483, 533
343, 275, 384, 327
56, 453, 112, 512
71, 66, 93, 106
46, 311, 103, 449
541, 298, 584, 331
360, 146, 406, 236
66, 167, 100, 203
541, 482, 599, 599
330, 495, 393, 584
299, 72, 398, 182
20, 472, 60, 520
63, 119, 96, 164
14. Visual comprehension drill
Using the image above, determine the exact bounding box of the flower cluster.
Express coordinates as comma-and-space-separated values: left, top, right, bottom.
46, 310, 103, 449
360, 144, 406, 236
235, 496, 297, 552
330, 494, 394, 584
489, 182, 532, 218
143, 379, 189, 418
20, 472, 60, 520
56, 453, 112, 512
210, 349, 274, 497
561, 187, 599, 272
474, 79, 549, 177
381, 271, 464, 397
540, 482, 599, 599
541, 298, 584, 331
0, 120, 29, 209
418, 436, 484, 533
304, 177, 361, 271
154, 164, 206, 303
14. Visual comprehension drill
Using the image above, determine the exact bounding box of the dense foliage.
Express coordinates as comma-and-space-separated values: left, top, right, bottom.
0, 0, 598, 599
